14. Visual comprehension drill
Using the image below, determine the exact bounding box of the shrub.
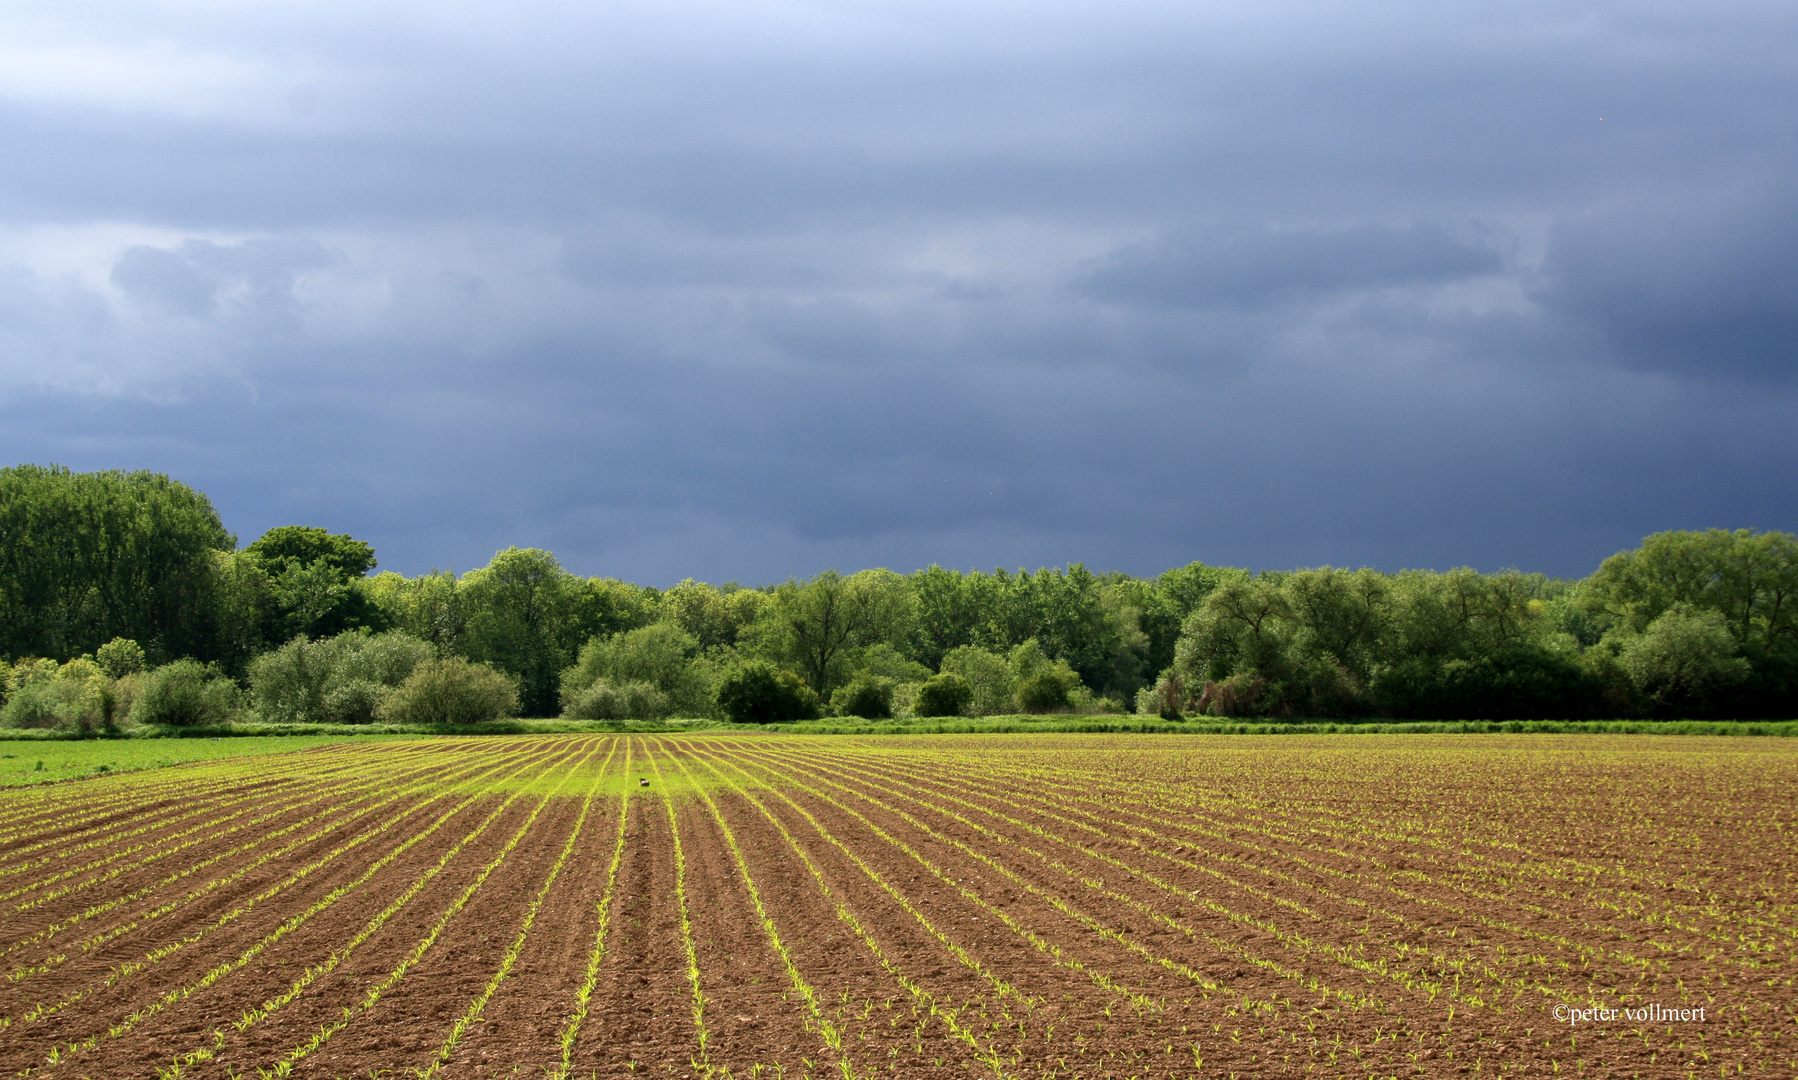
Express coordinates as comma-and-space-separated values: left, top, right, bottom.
249, 631, 434, 724
914, 673, 973, 717
715, 661, 820, 724
1617, 606, 1751, 716
1196, 673, 1273, 718
1373, 646, 1600, 720
1137, 671, 1187, 720
561, 624, 708, 716
940, 646, 1014, 715
378, 659, 519, 726
1, 677, 95, 731
94, 637, 147, 679
322, 680, 386, 725
563, 678, 671, 722
831, 676, 895, 719
334, 633, 433, 687
4, 657, 59, 704
1016, 671, 1072, 713
129, 660, 241, 727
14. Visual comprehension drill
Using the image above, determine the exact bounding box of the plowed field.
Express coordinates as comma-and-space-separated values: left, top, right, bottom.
0, 734, 1792, 1079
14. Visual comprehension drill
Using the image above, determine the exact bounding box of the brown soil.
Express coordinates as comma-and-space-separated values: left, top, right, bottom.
0, 733, 1790, 1080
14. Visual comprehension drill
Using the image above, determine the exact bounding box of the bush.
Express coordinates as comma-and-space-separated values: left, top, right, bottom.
1617, 606, 1751, 716
1374, 646, 1600, 720
1, 677, 95, 731
334, 633, 434, 687
129, 660, 241, 727
560, 624, 709, 716
378, 658, 519, 726
715, 661, 820, 724
322, 680, 386, 725
914, 672, 973, 717
563, 678, 671, 722
1137, 671, 1187, 720
94, 637, 146, 679
249, 631, 434, 724
1016, 671, 1072, 713
940, 647, 1014, 715
831, 676, 895, 719
1195, 673, 1274, 718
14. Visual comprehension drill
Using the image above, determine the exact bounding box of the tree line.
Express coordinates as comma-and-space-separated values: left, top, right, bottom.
2, 463, 1793, 729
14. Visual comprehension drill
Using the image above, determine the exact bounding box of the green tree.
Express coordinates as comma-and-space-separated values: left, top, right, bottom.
561, 623, 708, 716
460, 548, 585, 716
367, 569, 468, 657
756, 569, 915, 694
244, 526, 386, 641
914, 672, 973, 717
244, 526, 377, 577
660, 579, 768, 651
715, 661, 819, 724
0, 465, 232, 662
1584, 529, 1798, 648
1616, 606, 1751, 716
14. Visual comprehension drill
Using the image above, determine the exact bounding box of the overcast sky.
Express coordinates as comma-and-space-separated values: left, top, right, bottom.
2, 0, 1794, 584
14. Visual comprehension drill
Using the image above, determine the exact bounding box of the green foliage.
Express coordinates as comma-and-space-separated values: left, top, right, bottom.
841, 642, 931, 684
94, 637, 147, 678
2, 676, 96, 731
129, 660, 241, 727
247, 630, 434, 724
1016, 671, 1072, 713
563, 678, 671, 722
240, 525, 388, 642
831, 676, 895, 719
715, 661, 820, 724
1136, 670, 1188, 720
245, 526, 378, 577
1584, 528, 1798, 646
322, 680, 387, 725
906, 563, 1149, 697
754, 569, 915, 694
1372, 646, 1599, 720
378, 658, 519, 725
459, 548, 587, 717
939, 646, 1014, 715
1616, 606, 1751, 715
1174, 566, 1578, 718
660, 579, 768, 651
914, 672, 974, 717
0, 656, 132, 734
560, 623, 707, 716
0, 465, 232, 662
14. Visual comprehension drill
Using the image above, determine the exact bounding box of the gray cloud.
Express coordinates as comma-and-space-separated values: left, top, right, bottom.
1, 0, 1795, 583
1541, 189, 1798, 382
1079, 223, 1506, 310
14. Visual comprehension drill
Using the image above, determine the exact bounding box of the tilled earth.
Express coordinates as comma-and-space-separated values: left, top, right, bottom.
0, 733, 1792, 1079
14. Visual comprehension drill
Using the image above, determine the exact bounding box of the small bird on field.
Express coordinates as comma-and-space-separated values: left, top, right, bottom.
639, 778, 650, 787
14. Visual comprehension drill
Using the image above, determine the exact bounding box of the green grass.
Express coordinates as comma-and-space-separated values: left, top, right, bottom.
0, 734, 420, 788
753, 713, 1798, 736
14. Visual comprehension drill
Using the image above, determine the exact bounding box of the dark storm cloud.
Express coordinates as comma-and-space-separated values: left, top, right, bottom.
1540, 188, 1798, 383
1079, 224, 1506, 310
2, 1, 1796, 583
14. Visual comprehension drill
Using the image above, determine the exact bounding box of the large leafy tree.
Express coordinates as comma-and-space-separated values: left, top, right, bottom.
756, 569, 915, 694
459, 547, 590, 716
1583, 529, 1798, 647
242, 525, 386, 641
0, 465, 232, 661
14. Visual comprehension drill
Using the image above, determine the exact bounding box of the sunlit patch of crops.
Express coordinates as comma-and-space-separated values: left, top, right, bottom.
0, 732, 1791, 1078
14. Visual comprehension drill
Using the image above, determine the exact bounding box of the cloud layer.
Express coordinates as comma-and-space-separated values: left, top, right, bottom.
2, 0, 1794, 583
